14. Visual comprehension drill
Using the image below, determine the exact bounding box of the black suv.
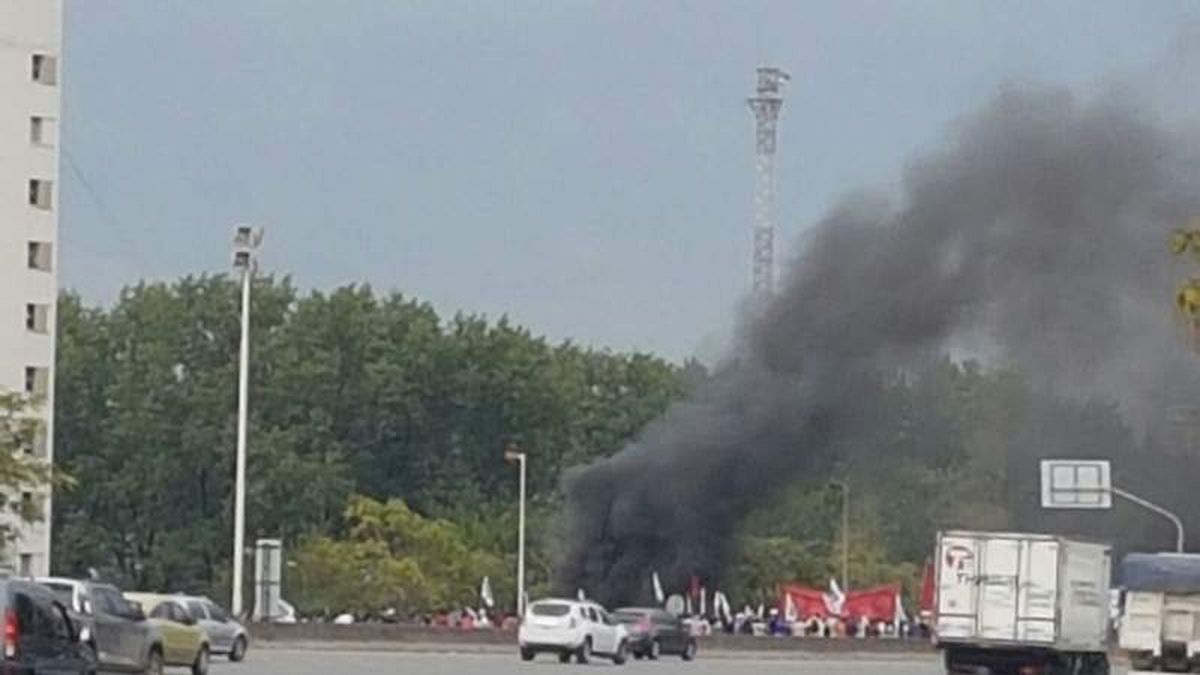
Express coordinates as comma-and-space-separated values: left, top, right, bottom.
38, 578, 163, 674
0, 578, 96, 673
613, 607, 698, 661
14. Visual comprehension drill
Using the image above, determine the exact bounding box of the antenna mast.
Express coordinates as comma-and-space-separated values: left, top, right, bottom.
747, 66, 789, 299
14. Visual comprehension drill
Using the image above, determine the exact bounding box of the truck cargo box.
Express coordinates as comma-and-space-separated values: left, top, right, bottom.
936, 530, 1111, 653
1117, 553, 1200, 670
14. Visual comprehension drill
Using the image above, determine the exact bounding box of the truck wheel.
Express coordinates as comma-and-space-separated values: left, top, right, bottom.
519, 647, 535, 661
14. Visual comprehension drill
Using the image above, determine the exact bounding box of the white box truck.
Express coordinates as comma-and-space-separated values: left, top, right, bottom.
1117, 552, 1200, 672
935, 530, 1112, 674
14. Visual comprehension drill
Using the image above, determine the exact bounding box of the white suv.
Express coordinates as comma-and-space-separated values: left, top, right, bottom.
518, 598, 629, 664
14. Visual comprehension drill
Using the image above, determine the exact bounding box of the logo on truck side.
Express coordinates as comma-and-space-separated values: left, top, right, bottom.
945, 545, 975, 583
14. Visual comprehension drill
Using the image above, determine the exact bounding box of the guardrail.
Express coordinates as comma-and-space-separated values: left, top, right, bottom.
249, 622, 936, 654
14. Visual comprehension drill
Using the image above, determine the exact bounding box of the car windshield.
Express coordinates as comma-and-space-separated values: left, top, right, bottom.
529, 603, 571, 617
43, 583, 74, 611
613, 611, 646, 624
185, 600, 207, 620
207, 603, 230, 622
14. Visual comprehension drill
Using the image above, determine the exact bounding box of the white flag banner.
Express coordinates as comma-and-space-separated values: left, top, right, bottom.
577, 588, 587, 601
685, 594, 693, 616
784, 591, 798, 622
699, 587, 707, 617
894, 591, 907, 625
825, 578, 846, 615
714, 591, 732, 624
652, 572, 665, 605
480, 576, 495, 609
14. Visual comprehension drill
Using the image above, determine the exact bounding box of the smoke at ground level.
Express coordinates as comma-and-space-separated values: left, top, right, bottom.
557, 84, 1200, 605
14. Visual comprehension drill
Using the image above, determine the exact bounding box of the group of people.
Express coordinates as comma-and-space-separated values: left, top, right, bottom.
415, 608, 521, 631
736, 609, 932, 640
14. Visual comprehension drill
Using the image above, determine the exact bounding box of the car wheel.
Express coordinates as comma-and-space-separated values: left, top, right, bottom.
81, 642, 98, 675
576, 637, 592, 664
229, 636, 248, 662
143, 648, 165, 675
633, 650, 644, 660
648, 638, 661, 660
611, 640, 629, 666
557, 652, 571, 664
681, 639, 697, 661
191, 644, 210, 675
520, 647, 535, 662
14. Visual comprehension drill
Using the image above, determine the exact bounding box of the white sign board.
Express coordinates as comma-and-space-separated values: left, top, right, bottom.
1040, 459, 1112, 509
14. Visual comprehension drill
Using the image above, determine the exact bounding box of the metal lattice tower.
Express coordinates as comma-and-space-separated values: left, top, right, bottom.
747, 66, 789, 298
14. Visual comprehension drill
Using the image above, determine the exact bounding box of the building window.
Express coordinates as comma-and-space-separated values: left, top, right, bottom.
23, 367, 48, 398
28, 179, 53, 210
30, 117, 56, 147
27, 242, 52, 272
18, 554, 31, 578
25, 304, 49, 334
30, 54, 57, 86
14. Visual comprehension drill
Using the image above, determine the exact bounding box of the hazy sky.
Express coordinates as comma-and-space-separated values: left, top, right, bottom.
60, 1, 1198, 361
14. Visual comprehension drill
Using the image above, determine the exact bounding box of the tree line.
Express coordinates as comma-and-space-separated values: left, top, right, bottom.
50, 276, 693, 610
46, 275, 1195, 615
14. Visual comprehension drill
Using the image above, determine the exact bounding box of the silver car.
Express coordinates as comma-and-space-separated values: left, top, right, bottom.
178, 596, 248, 662
38, 577, 166, 674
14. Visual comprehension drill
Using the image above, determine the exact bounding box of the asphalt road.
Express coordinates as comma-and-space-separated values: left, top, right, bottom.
194, 649, 1145, 674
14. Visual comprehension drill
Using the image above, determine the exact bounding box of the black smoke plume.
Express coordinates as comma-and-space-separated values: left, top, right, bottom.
558, 85, 1200, 605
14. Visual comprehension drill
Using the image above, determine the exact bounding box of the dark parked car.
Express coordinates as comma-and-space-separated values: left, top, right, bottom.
0, 578, 96, 674
613, 608, 697, 661
38, 578, 164, 674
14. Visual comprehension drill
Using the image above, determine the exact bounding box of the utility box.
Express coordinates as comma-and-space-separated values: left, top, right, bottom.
252, 538, 283, 623
935, 530, 1112, 674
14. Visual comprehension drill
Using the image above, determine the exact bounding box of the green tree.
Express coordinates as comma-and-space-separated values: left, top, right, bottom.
289, 496, 506, 616
0, 391, 66, 544
53, 277, 689, 597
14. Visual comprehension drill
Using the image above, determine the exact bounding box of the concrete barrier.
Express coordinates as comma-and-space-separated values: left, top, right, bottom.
249, 622, 936, 655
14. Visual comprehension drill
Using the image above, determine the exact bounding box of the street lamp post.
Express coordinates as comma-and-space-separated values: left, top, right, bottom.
829, 480, 849, 592
231, 224, 263, 618
504, 444, 527, 618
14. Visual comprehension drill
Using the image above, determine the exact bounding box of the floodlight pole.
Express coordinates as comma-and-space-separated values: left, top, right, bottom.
1112, 487, 1185, 553
829, 480, 849, 592
504, 444, 527, 618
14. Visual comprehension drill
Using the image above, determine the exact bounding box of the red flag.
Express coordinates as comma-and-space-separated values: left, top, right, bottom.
919, 558, 936, 618
778, 585, 832, 619
842, 584, 901, 623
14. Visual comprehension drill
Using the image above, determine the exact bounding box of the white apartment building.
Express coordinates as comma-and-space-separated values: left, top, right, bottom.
0, 0, 63, 577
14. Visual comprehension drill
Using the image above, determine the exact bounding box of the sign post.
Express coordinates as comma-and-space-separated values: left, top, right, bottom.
1040, 459, 1184, 552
